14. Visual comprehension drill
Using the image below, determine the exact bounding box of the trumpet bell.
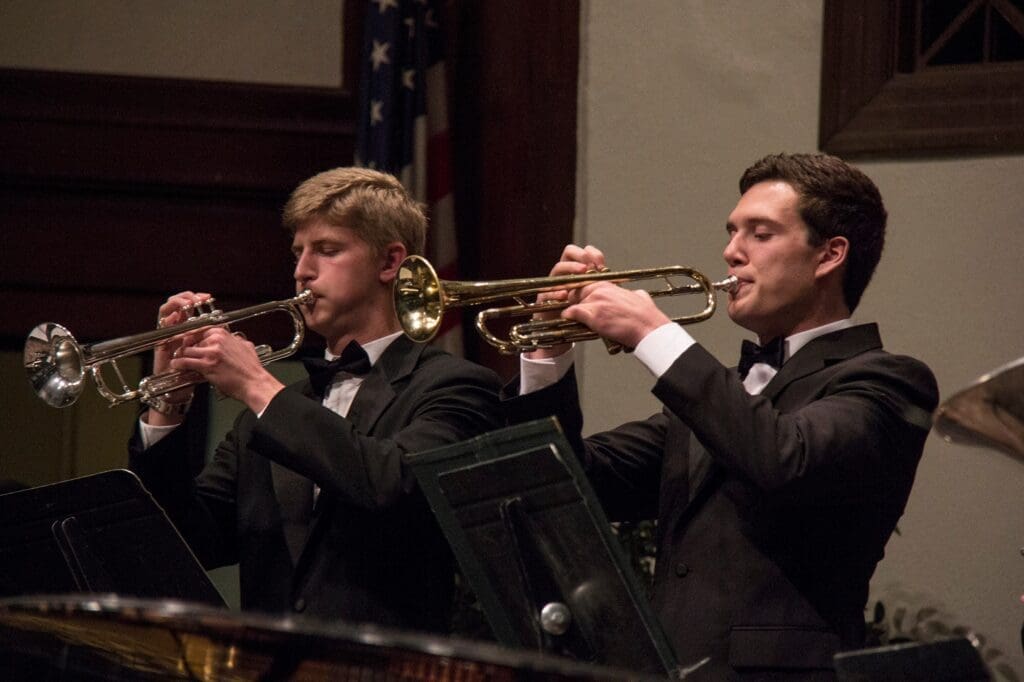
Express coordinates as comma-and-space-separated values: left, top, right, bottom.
394, 255, 445, 343
24, 323, 87, 408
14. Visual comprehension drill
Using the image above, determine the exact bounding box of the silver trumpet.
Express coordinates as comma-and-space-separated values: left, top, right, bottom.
24, 290, 313, 408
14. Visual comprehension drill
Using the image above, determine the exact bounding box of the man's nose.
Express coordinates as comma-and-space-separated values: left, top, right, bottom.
294, 251, 314, 281
723, 234, 744, 265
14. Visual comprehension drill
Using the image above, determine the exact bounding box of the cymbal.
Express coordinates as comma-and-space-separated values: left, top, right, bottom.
933, 356, 1024, 461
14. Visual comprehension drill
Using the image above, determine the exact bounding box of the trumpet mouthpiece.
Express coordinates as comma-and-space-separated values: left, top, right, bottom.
715, 276, 740, 293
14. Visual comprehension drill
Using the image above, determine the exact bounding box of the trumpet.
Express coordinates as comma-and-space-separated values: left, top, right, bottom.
394, 256, 737, 354
24, 290, 313, 408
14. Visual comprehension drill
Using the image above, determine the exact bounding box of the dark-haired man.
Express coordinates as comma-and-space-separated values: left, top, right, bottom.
130, 167, 502, 633
505, 153, 938, 679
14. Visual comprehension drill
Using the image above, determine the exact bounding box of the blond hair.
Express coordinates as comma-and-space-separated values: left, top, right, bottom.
282, 167, 427, 255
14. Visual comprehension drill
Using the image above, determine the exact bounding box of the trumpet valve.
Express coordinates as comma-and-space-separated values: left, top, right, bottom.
180, 297, 219, 319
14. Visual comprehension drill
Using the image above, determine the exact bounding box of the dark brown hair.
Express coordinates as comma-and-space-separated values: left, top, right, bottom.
740, 153, 886, 312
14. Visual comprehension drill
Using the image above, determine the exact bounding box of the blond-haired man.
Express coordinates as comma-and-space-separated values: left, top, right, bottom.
131, 167, 502, 632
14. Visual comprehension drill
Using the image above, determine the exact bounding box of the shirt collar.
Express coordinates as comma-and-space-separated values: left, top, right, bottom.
324, 330, 403, 367
783, 318, 855, 361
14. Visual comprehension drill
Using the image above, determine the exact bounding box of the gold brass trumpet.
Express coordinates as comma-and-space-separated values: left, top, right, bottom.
24, 290, 313, 408
394, 255, 737, 354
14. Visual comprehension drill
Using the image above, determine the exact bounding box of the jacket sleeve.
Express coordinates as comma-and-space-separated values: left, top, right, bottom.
249, 358, 503, 511
653, 343, 939, 503
128, 410, 242, 568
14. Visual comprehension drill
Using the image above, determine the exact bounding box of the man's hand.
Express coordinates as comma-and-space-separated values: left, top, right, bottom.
172, 327, 284, 413
145, 291, 210, 426
526, 243, 670, 356
525, 244, 608, 360
153, 291, 212, 376
563, 283, 669, 350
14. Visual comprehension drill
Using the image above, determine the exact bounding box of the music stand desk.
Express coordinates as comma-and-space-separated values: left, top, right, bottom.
0, 469, 224, 606
405, 417, 679, 677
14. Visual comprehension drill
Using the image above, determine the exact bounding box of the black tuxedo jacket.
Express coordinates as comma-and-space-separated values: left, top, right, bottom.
130, 335, 502, 633
506, 324, 938, 680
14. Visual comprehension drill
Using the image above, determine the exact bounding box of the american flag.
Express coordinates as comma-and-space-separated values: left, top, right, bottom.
355, 0, 462, 355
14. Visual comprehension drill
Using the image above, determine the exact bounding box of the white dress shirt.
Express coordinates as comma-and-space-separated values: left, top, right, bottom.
520, 319, 856, 396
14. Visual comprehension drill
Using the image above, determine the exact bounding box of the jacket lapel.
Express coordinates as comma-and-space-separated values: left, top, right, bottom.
345, 335, 424, 434
686, 432, 714, 503
671, 431, 720, 526
760, 323, 882, 402
271, 460, 314, 566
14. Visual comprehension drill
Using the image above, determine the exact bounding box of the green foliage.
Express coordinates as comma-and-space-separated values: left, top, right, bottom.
866, 598, 1020, 682
610, 519, 658, 595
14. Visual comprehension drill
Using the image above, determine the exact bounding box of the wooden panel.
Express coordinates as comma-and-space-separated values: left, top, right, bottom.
448, 0, 579, 375
0, 68, 357, 348
0, 69, 356, 191
2, 188, 291, 297
824, 65, 1024, 156
819, 0, 1024, 158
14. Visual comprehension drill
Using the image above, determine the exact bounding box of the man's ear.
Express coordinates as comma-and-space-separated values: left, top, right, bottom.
379, 242, 408, 283
816, 236, 848, 279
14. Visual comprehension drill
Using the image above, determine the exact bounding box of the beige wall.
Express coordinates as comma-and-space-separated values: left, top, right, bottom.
577, 0, 1024, 677
0, 0, 343, 87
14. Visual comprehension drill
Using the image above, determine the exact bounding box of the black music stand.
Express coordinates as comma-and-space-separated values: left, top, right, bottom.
834, 638, 991, 681
404, 418, 680, 677
0, 469, 224, 606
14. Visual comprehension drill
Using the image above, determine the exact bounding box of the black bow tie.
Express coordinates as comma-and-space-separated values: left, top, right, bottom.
737, 337, 785, 380
302, 341, 372, 396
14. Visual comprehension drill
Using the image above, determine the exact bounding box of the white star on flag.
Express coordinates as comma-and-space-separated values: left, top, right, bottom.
370, 40, 391, 71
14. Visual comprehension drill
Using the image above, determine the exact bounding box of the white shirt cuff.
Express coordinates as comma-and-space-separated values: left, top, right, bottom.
519, 347, 576, 394
633, 322, 696, 379
139, 418, 179, 450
